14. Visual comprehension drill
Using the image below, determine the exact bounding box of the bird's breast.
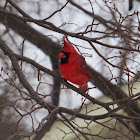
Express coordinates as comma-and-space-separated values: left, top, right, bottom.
59, 63, 89, 85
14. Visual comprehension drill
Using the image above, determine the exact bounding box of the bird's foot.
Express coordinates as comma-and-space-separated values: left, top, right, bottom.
79, 84, 88, 92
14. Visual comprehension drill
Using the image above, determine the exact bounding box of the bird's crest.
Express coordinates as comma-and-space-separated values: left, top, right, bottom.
62, 37, 77, 53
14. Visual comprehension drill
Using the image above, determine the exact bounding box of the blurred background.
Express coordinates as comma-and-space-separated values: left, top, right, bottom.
0, 0, 140, 139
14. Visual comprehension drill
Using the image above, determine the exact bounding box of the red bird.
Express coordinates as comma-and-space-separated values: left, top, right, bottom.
58, 37, 93, 91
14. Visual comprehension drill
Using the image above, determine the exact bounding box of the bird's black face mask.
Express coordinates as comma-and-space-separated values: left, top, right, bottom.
60, 51, 70, 64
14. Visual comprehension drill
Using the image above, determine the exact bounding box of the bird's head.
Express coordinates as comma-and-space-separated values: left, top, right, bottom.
58, 37, 77, 64
61, 37, 77, 53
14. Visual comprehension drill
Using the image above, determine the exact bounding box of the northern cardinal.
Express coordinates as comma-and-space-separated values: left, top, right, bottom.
58, 37, 93, 91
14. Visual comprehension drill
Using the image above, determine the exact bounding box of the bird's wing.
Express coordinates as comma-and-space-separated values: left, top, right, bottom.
77, 54, 92, 79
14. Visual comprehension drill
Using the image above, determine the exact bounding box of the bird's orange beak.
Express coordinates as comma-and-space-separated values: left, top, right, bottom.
58, 52, 66, 58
